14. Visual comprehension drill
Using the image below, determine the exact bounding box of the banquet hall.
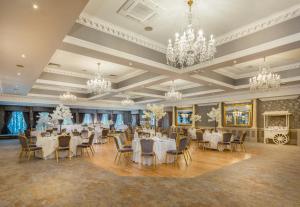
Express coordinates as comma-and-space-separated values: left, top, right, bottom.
1, 0, 300, 206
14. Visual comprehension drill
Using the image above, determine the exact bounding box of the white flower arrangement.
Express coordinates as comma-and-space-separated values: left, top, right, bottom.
146, 104, 166, 121
207, 107, 221, 123
190, 114, 202, 122
36, 112, 51, 131
50, 104, 73, 123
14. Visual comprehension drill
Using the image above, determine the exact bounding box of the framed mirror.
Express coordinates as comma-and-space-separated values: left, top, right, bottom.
176, 107, 193, 126
223, 103, 252, 127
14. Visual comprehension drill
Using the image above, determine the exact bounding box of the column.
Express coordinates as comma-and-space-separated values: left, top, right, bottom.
218, 102, 222, 128
29, 107, 34, 129
172, 106, 176, 127
192, 104, 195, 128
251, 99, 258, 142
76, 112, 79, 124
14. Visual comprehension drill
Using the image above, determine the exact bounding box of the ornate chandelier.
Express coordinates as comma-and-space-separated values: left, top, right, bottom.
165, 80, 182, 100
121, 95, 135, 106
166, 0, 216, 68
249, 57, 280, 91
59, 91, 77, 102
87, 63, 111, 93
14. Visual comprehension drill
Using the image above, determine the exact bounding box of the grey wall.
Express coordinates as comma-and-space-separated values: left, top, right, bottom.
195, 104, 218, 127
257, 97, 300, 129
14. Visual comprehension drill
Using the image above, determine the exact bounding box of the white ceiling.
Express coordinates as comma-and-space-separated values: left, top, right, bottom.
83, 0, 300, 44
214, 48, 300, 79
48, 50, 144, 78
148, 79, 201, 91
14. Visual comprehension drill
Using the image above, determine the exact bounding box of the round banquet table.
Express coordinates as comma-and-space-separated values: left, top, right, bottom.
188, 128, 197, 140
203, 131, 223, 149
35, 135, 84, 159
132, 137, 176, 166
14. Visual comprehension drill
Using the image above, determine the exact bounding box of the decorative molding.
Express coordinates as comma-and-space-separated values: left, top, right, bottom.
76, 13, 167, 53
32, 84, 88, 94
215, 4, 300, 45
44, 66, 147, 83
259, 95, 299, 102
36, 79, 87, 89
215, 62, 300, 79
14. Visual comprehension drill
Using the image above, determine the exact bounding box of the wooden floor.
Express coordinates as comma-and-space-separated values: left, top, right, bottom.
90, 140, 253, 178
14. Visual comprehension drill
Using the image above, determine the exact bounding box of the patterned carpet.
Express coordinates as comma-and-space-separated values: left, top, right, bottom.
0, 140, 299, 207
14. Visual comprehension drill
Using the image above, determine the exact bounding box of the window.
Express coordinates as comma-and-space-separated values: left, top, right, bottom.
101, 114, 109, 125
8, 111, 27, 134
115, 114, 124, 128
63, 117, 73, 125
82, 113, 92, 125
36, 112, 49, 131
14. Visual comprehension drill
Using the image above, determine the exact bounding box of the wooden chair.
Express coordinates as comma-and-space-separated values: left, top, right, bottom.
217, 133, 232, 152
18, 135, 43, 160
101, 129, 109, 143
55, 135, 71, 163
166, 137, 189, 166
113, 136, 133, 164
231, 132, 247, 152
185, 136, 192, 162
140, 139, 156, 168
170, 132, 177, 140
119, 133, 132, 148
77, 133, 95, 158
196, 131, 210, 150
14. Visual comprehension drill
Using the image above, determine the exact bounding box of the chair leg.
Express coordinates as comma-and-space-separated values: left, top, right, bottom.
86, 148, 91, 159
114, 152, 119, 162
69, 150, 72, 160
183, 152, 188, 166
19, 149, 23, 159
187, 149, 192, 161
90, 146, 94, 155
27, 151, 31, 160
56, 150, 59, 163
118, 152, 122, 164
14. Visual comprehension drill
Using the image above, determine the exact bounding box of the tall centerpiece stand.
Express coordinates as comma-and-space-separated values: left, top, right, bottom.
50, 104, 73, 134
207, 106, 221, 132
143, 104, 166, 136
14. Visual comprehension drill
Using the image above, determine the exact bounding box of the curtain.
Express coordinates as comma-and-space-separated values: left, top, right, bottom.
2, 111, 12, 134
98, 113, 102, 124
112, 114, 117, 123
79, 113, 84, 124
131, 115, 137, 126
91, 113, 95, 124
82, 113, 92, 125
33, 111, 40, 128
23, 112, 30, 129
101, 114, 109, 125
168, 112, 172, 127
123, 112, 131, 125
71, 113, 76, 124
7, 111, 27, 134
114, 114, 124, 128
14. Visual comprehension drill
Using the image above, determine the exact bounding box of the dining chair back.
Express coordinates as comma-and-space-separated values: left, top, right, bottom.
19, 135, 29, 150
81, 130, 89, 139
222, 133, 232, 143
140, 139, 154, 154
88, 133, 95, 145
58, 135, 71, 148
102, 129, 109, 137
178, 137, 188, 152
170, 132, 177, 140
196, 131, 203, 141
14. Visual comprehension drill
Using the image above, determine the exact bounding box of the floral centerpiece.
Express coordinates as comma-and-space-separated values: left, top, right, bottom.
207, 106, 221, 131
36, 112, 51, 131
144, 104, 166, 135
50, 104, 73, 133
190, 114, 202, 122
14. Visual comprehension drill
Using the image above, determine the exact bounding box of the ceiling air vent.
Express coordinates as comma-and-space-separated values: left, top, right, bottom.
117, 0, 162, 23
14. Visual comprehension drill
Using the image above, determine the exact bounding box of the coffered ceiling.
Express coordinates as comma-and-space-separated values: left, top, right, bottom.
1, 0, 300, 109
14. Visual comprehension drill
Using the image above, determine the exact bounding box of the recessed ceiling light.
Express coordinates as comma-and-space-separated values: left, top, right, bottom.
21, 54, 26, 59
233, 60, 237, 64
144, 26, 153, 31
16, 64, 24, 68
17, 72, 21, 76
33, 4, 38, 9
129, 62, 133, 66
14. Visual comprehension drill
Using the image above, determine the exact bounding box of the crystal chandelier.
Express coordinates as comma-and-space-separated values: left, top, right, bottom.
87, 62, 111, 93
59, 91, 77, 102
249, 57, 280, 91
165, 80, 182, 100
166, 0, 216, 68
121, 95, 135, 106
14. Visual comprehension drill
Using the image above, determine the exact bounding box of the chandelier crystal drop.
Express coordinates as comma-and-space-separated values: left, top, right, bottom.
87, 63, 111, 93
121, 95, 135, 106
249, 57, 281, 91
59, 91, 77, 102
166, 0, 216, 68
165, 80, 182, 100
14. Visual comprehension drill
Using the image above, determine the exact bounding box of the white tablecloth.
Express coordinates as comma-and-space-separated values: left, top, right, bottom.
203, 131, 223, 149
132, 137, 176, 166
35, 135, 84, 159
115, 124, 128, 131
188, 128, 197, 140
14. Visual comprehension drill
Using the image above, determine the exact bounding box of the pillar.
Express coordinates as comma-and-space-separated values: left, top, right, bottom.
192, 104, 195, 128
172, 106, 176, 127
